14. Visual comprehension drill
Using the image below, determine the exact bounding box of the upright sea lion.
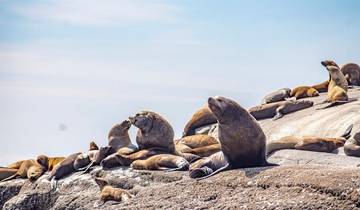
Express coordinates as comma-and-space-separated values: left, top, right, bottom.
344, 131, 360, 157
182, 105, 217, 137
341, 63, 360, 86
1, 158, 47, 182
190, 96, 274, 179
175, 134, 221, 157
108, 120, 137, 154
94, 177, 133, 207
0, 168, 18, 181
89, 141, 99, 151
321, 60, 339, 68
249, 100, 313, 121
261, 88, 291, 104
130, 154, 189, 171
266, 124, 353, 156
290, 86, 319, 99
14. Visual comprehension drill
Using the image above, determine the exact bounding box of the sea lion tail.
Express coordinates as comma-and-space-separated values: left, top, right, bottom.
194, 163, 230, 180
341, 124, 353, 140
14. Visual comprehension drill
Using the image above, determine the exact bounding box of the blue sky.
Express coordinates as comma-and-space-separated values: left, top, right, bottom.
0, 0, 359, 165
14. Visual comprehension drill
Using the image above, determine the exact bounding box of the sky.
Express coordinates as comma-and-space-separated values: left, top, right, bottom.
0, 0, 359, 165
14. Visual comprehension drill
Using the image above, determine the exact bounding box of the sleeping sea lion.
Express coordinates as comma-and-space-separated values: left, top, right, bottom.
130, 154, 189, 171
1, 157, 47, 182
261, 88, 291, 104
182, 105, 217, 137
290, 86, 319, 99
175, 134, 221, 157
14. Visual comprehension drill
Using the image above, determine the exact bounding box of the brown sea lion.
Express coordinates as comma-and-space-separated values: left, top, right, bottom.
311, 80, 329, 93
341, 63, 360, 86
175, 134, 221, 157
290, 86, 319, 99
344, 131, 360, 157
89, 141, 99, 151
1, 157, 47, 182
249, 100, 313, 121
36, 155, 66, 172
261, 88, 291, 104
80, 146, 112, 174
130, 154, 189, 171
182, 105, 217, 137
48, 152, 90, 190
190, 96, 275, 179
266, 124, 353, 156
0, 168, 18, 181
94, 177, 133, 207
7, 160, 25, 169
108, 120, 137, 154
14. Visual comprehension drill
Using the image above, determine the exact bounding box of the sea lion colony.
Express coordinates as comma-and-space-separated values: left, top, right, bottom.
1, 60, 359, 205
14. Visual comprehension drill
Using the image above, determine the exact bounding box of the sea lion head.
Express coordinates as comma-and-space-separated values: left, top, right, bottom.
36, 155, 49, 171
207, 96, 245, 124
307, 88, 319, 97
27, 162, 46, 182
321, 60, 338, 68
94, 177, 109, 189
129, 111, 154, 133
108, 120, 131, 138
89, 141, 99, 151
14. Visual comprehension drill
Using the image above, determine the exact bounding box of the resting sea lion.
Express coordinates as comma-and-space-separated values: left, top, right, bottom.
48, 152, 90, 190
80, 146, 112, 174
94, 177, 133, 207
0, 168, 18, 181
266, 124, 353, 156
89, 141, 99, 151
341, 63, 360, 86
175, 134, 221, 157
182, 105, 217, 137
290, 86, 319, 99
344, 131, 360, 157
36, 155, 66, 171
130, 154, 189, 171
7, 160, 25, 169
311, 80, 329, 93
261, 88, 291, 104
249, 100, 313, 121
1, 157, 47, 182
190, 96, 275, 179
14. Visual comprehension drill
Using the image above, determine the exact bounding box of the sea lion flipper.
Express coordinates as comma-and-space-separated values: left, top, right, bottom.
50, 177, 58, 192
195, 163, 230, 180
0, 173, 18, 182
342, 124, 353, 139
93, 200, 106, 208
272, 112, 283, 121
78, 162, 94, 174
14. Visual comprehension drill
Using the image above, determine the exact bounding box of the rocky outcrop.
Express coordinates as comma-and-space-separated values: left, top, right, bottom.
1, 88, 360, 209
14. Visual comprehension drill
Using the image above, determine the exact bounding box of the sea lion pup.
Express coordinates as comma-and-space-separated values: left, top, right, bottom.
114, 111, 175, 166
266, 124, 353, 156
108, 120, 137, 154
290, 86, 319, 99
0, 168, 18, 181
89, 141, 99, 151
1, 157, 47, 182
36, 155, 66, 172
344, 131, 360, 157
130, 154, 189, 171
249, 100, 313, 121
48, 152, 90, 190
182, 105, 217, 137
190, 96, 275, 179
93, 177, 133, 207
175, 134, 221, 157
80, 146, 112, 174
261, 88, 291, 104
341, 63, 360, 86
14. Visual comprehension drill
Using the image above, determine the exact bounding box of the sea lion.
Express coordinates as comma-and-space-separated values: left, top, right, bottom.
175, 134, 221, 157
321, 60, 339, 68
1, 157, 47, 182
108, 120, 137, 154
344, 131, 360, 157
94, 177, 133, 207
266, 124, 353, 156
341, 63, 360, 86
48, 152, 90, 190
130, 154, 189, 171
0, 168, 18, 181
290, 86, 319, 99
89, 141, 99, 151
36, 155, 66, 171
190, 96, 274, 179
80, 146, 112, 174
182, 105, 217, 137
249, 100, 314, 121
311, 80, 329, 93
261, 88, 291, 104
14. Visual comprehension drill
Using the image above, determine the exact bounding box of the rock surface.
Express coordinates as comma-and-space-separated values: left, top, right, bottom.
1, 88, 360, 209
